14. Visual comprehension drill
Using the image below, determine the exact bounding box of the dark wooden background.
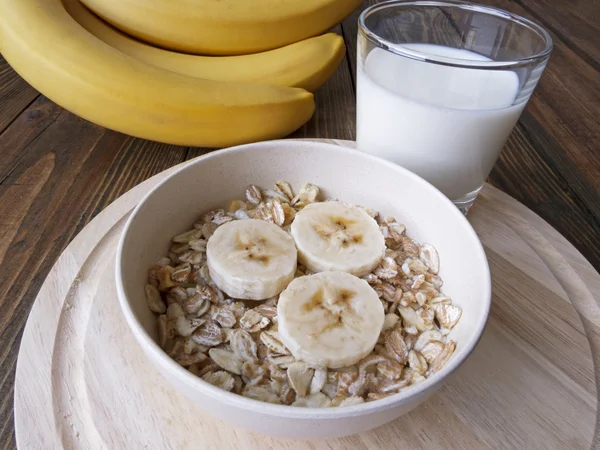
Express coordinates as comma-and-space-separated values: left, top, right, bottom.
0, 0, 598, 447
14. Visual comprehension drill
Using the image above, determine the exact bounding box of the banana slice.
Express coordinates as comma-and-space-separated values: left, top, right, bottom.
290, 201, 385, 277
206, 219, 297, 300
277, 271, 384, 369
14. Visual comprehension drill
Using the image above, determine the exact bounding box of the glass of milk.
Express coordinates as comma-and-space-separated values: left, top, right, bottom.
356, 1, 552, 213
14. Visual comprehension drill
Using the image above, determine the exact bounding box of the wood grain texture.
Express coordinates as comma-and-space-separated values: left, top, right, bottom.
512, 0, 600, 71
13, 141, 599, 449
488, 0, 600, 218
341, 0, 600, 271
0, 56, 39, 135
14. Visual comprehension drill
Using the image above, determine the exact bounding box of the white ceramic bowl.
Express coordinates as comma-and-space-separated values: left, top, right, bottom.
116, 140, 491, 440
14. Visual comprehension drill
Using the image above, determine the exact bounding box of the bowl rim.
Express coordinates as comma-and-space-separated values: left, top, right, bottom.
115, 139, 491, 418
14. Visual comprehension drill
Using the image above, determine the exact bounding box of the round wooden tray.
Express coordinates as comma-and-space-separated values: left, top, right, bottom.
14, 140, 600, 449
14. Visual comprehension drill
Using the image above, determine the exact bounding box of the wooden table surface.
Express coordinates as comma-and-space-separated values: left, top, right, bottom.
0, 0, 598, 448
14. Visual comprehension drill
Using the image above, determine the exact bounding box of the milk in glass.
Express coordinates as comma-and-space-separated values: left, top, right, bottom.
357, 44, 525, 200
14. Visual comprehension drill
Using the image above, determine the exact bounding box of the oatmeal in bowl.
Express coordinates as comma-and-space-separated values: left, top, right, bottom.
145, 182, 463, 408
116, 140, 491, 439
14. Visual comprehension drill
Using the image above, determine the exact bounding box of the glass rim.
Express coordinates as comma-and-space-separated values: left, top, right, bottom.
358, 0, 553, 69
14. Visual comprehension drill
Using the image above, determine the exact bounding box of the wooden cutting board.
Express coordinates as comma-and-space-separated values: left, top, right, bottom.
14, 140, 600, 450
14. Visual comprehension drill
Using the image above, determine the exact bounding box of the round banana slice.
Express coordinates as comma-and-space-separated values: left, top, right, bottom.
206, 219, 297, 300
277, 271, 384, 369
290, 201, 385, 277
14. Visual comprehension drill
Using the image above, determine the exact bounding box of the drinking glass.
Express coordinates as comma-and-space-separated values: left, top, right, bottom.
356, 0, 552, 213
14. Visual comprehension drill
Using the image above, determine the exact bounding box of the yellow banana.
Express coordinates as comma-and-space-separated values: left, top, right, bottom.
0, 0, 314, 148
80, 0, 363, 56
65, 0, 346, 93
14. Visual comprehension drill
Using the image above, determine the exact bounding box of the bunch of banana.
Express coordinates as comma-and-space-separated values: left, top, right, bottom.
0, 0, 358, 147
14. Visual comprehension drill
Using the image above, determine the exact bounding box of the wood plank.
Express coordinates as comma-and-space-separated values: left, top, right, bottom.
512, 0, 600, 70
0, 97, 189, 449
0, 55, 39, 134
490, 112, 600, 271
0, 98, 62, 184
341, 0, 600, 271
514, 38, 600, 214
